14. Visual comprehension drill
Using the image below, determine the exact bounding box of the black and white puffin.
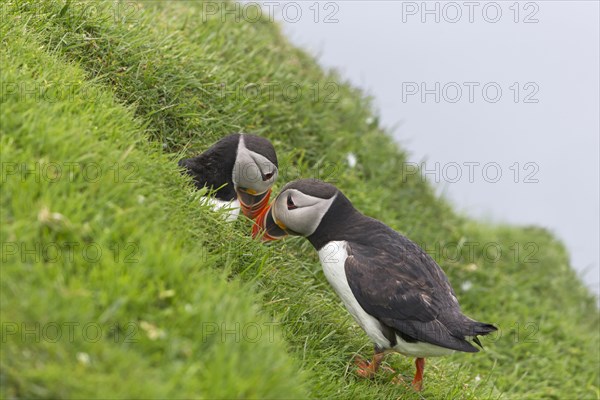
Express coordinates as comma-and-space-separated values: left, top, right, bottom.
252, 179, 497, 391
178, 134, 278, 220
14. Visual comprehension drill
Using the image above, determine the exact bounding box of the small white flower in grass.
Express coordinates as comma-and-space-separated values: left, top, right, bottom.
346, 153, 357, 168
37, 206, 67, 224
461, 280, 473, 291
159, 289, 175, 299
475, 375, 481, 382
76, 352, 90, 365
465, 263, 478, 272
365, 116, 374, 125
140, 320, 166, 340
137, 195, 145, 204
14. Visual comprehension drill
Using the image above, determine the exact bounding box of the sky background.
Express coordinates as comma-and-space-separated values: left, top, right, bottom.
247, 1, 599, 296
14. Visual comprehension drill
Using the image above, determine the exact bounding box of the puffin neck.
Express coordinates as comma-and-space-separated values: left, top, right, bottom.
307, 192, 363, 250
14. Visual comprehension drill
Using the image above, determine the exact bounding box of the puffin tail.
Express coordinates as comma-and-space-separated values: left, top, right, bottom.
469, 322, 498, 349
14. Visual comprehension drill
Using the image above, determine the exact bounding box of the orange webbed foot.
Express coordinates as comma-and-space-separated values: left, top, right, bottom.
354, 352, 391, 379
354, 355, 376, 378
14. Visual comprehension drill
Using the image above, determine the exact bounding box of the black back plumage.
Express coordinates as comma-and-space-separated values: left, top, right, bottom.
308, 190, 497, 352
178, 135, 240, 201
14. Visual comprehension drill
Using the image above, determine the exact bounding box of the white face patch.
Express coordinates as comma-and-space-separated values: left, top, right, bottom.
271, 189, 336, 237
232, 136, 278, 194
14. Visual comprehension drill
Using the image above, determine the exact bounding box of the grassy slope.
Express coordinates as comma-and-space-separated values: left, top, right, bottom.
0, 9, 306, 399
1, 1, 598, 399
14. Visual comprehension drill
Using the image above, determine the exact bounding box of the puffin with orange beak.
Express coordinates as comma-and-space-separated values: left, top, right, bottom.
253, 179, 496, 391
179, 134, 278, 221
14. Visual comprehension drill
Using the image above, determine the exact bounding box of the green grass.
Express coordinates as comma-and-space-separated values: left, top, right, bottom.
1, 1, 598, 399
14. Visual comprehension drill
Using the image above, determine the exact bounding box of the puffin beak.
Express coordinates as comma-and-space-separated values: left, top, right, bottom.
252, 204, 288, 241
237, 188, 272, 219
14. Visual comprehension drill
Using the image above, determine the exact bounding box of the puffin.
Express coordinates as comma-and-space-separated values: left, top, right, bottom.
178, 133, 278, 220
252, 179, 497, 391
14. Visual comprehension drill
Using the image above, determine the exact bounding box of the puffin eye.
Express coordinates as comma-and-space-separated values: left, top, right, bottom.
287, 194, 297, 210
263, 171, 274, 181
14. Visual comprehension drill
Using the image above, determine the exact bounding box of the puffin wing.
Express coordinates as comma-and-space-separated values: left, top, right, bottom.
344, 239, 479, 353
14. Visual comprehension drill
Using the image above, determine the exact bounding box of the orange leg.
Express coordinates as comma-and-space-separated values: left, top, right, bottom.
411, 357, 425, 391
354, 352, 386, 378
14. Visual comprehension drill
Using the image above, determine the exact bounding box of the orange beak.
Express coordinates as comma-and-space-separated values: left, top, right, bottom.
252, 203, 288, 241
238, 188, 272, 219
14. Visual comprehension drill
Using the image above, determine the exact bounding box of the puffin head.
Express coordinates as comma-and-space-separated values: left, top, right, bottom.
252, 179, 338, 240
233, 134, 279, 219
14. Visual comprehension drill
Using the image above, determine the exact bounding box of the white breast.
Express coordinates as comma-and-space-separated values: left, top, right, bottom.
201, 197, 240, 222
318, 241, 392, 349
318, 240, 456, 358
